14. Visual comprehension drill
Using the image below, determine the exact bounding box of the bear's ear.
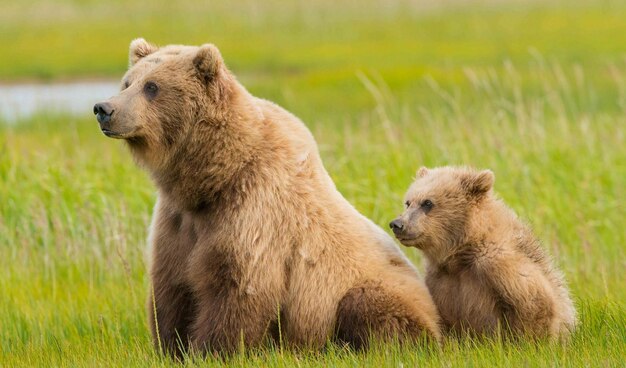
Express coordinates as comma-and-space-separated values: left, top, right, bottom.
417, 166, 429, 178
193, 44, 223, 84
129, 38, 158, 66
461, 169, 494, 197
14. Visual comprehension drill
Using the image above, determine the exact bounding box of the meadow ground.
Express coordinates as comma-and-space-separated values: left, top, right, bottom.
1, 0, 625, 366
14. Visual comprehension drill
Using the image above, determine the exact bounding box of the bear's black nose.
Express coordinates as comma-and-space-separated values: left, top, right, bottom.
93, 102, 114, 124
389, 219, 404, 234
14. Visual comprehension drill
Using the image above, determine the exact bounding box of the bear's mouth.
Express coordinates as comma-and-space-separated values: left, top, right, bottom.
395, 233, 422, 247
396, 236, 416, 243
102, 128, 119, 137
101, 128, 128, 139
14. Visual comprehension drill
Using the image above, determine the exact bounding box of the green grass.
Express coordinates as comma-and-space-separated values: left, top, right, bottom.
1, 0, 625, 366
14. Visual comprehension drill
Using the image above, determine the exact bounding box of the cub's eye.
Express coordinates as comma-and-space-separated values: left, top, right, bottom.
404, 201, 411, 208
421, 199, 434, 210
122, 80, 130, 90
143, 81, 159, 99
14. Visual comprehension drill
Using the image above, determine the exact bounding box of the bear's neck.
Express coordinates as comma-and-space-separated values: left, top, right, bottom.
151, 102, 275, 212
436, 198, 526, 272
426, 198, 507, 270
158, 159, 253, 212
424, 238, 465, 272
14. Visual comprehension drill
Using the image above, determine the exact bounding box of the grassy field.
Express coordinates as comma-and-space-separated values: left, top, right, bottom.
1, 0, 625, 366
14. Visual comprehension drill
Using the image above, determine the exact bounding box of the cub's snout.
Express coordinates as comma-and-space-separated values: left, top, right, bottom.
389, 219, 405, 235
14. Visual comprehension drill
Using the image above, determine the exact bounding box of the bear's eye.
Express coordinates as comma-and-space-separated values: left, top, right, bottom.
421, 199, 434, 211
143, 81, 159, 99
122, 80, 130, 90
404, 201, 411, 208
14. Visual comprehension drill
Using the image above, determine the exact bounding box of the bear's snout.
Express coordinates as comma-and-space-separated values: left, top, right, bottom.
389, 219, 405, 235
93, 102, 114, 125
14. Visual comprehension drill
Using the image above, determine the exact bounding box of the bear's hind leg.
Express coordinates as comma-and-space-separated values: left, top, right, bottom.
334, 280, 439, 350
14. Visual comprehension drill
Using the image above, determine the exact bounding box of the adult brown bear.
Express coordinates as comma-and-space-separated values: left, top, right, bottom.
93, 38, 440, 357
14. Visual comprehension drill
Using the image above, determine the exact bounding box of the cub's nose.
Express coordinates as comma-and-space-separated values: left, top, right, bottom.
93, 102, 114, 124
389, 219, 404, 234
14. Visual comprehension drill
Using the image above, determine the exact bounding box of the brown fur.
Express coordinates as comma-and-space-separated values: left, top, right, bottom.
95, 39, 441, 357
391, 166, 577, 340
336, 279, 439, 349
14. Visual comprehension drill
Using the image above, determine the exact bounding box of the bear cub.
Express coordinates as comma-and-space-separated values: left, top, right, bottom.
390, 166, 576, 339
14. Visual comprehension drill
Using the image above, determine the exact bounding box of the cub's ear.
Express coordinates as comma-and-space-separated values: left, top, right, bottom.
461, 169, 494, 197
193, 44, 223, 84
129, 38, 158, 66
417, 166, 429, 178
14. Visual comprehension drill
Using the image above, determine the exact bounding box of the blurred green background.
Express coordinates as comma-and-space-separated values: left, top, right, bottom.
1, 0, 624, 366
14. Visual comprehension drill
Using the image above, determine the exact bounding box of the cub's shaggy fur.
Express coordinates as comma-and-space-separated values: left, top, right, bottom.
94, 39, 440, 357
390, 166, 576, 339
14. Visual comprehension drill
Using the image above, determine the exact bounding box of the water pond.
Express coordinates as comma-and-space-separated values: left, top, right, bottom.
0, 81, 120, 122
